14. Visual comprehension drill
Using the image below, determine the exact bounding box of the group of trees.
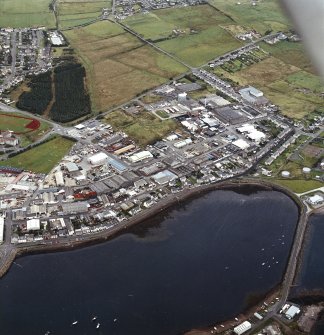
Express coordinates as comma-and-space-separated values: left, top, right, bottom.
50, 63, 91, 123
16, 62, 91, 123
17, 72, 52, 114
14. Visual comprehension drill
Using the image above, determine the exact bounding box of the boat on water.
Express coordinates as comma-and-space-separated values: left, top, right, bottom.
72, 321, 79, 326
96, 323, 100, 329
45, 331, 51, 335
92, 316, 98, 321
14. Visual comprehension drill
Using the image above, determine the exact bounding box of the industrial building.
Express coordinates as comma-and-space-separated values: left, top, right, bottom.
114, 144, 135, 156
26, 218, 40, 231
107, 156, 128, 172
174, 138, 192, 148
61, 202, 89, 214
55, 171, 64, 187
214, 106, 248, 125
233, 321, 252, 335
285, 305, 301, 320
88, 152, 108, 165
308, 194, 324, 205
152, 170, 177, 185
239, 86, 268, 105
129, 151, 153, 163
233, 139, 250, 150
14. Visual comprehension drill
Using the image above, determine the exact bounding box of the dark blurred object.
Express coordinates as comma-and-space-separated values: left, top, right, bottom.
281, 0, 324, 79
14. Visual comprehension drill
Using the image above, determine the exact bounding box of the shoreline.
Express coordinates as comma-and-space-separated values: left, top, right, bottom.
0, 178, 301, 278
0, 178, 308, 334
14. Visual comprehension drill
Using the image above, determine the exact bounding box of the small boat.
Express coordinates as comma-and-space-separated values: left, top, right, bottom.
262, 262, 265, 266
96, 323, 100, 329
45, 331, 51, 335
92, 316, 98, 322
72, 321, 78, 326
113, 318, 118, 322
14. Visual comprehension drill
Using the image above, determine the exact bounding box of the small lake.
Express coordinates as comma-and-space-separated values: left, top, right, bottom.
0, 187, 299, 335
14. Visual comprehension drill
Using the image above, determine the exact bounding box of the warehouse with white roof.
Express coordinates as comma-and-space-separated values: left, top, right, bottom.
88, 152, 108, 165
27, 218, 40, 231
129, 151, 153, 163
234, 321, 252, 335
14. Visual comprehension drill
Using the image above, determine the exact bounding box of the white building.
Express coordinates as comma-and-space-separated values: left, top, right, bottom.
152, 170, 177, 185
178, 92, 187, 102
247, 130, 266, 142
174, 138, 192, 148
88, 152, 108, 165
233, 139, 250, 150
55, 171, 64, 186
27, 218, 40, 231
181, 120, 198, 132
234, 321, 252, 335
308, 194, 324, 205
129, 151, 153, 163
166, 134, 178, 141
285, 305, 301, 320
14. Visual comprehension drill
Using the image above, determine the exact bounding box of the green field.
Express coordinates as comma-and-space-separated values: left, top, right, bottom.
0, 0, 55, 28
104, 110, 178, 146
57, 0, 111, 29
209, 0, 291, 35
0, 112, 52, 147
64, 21, 187, 111
2, 136, 75, 173
272, 179, 323, 194
125, 5, 243, 67
260, 41, 315, 73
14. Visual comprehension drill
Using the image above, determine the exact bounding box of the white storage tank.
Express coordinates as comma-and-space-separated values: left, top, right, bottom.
302, 167, 311, 174
281, 171, 290, 178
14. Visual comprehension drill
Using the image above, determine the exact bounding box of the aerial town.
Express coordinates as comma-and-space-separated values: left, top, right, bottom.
0, 0, 323, 334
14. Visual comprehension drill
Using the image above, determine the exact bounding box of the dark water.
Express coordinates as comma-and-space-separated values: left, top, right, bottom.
293, 214, 324, 292
291, 214, 324, 335
0, 189, 299, 335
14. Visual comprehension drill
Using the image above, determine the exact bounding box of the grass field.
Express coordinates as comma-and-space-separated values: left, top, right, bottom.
104, 110, 178, 146
125, 5, 242, 67
0, 112, 52, 147
57, 0, 111, 29
0, 0, 55, 28
260, 41, 315, 74
64, 21, 187, 111
157, 26, 242, 67
272, 179, 323, 194
210, 0, 291, 35
2, 136, 75, 173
